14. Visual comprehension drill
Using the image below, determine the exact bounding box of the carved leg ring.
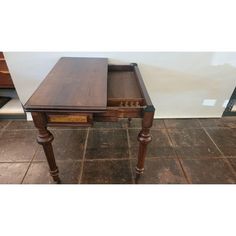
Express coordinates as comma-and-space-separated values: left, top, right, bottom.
136, 128, 152, 175
37, 128, 60, 183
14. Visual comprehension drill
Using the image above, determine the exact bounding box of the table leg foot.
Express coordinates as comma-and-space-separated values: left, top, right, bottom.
52, 178, 61, 184
135, 166, 144, 175
50, 168, 61, 184
135, 166, 144, 184
135, 111, 154, 178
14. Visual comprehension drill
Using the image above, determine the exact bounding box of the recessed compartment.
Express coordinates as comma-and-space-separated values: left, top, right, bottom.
107, 65, 145, 108
94, 65, 145, 121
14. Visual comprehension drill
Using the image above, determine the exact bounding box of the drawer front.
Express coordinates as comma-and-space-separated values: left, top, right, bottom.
94, 108, 142, 120
47, 113, 92, 125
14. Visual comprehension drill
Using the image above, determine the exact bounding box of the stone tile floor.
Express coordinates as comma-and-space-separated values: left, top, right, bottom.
0, 117, 236, 184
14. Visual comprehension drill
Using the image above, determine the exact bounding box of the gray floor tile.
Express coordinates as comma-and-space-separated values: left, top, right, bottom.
180, 158, 236, 184
34, 129, 87, 161
0, 163, 29, 184
168, 128, 221, 159
81, 160, 132, 184
85, 129, 129, 159
23, 161, 82, 184
129, 129, 176, 158
206, 128, 236, 157
0, 130, 38, 162
134, 158, 187, 184
164, 119, 201, 129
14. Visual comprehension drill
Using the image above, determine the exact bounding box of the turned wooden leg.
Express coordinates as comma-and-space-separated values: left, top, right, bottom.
135, 109, 154, 177
32, 112, 60, 183
37, 128, 60, 183
136, 128, 152, 175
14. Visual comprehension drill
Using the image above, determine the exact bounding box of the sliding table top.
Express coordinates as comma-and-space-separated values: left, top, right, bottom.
25, 57, 108, 111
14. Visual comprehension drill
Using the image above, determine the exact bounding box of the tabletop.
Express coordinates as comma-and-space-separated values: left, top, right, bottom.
24, 57, 108, 111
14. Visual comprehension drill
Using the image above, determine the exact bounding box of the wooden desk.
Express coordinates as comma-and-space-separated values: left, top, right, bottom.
24, 57, 155, 183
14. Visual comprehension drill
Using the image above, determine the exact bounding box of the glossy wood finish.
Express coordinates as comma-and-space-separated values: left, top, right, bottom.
25, 57, 108, 111
0, 52, 14, 88
25, 58, 155, 183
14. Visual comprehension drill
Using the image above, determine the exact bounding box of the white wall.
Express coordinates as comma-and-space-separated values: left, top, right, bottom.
4, 52, 236, 119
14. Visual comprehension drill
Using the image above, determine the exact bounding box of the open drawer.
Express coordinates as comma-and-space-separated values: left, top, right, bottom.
94, 64, 153, 121
107, 64, 146, 107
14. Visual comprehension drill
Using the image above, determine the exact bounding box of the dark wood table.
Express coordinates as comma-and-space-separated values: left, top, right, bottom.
24, 57, 155, 183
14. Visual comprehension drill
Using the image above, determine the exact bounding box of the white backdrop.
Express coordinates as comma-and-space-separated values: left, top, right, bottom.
4, 52, 236, 119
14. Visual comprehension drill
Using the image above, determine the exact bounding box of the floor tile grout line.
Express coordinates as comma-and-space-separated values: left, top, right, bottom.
31, 160, 84, 163
228, 159, 236, 176
202, 127, 225, 157
5, 128, 37, 131
13, 155, 235, 164
5, 128, 88, 131
0, 161, 33, 164
78, 128, 90, 184
197, 117, 236, 129
203, 127, 236, 177
89, 127, 167, 131
126, 128, 135, 184
30, 157, 149, 163
20, 145, 40, 184
21, 163, 33, 184
49, 128, 88, 131
218, 160, 236, 179
163, 121, 191, 184
196, 118, 224, 129
196, 118, 204, 128
0, 120, 12, 137
165, 127, 208, 131
196, 118, 230, 157
4, 120, 12, 129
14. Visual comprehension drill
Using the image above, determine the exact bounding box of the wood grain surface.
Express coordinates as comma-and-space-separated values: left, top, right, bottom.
25, 57, 108, 110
